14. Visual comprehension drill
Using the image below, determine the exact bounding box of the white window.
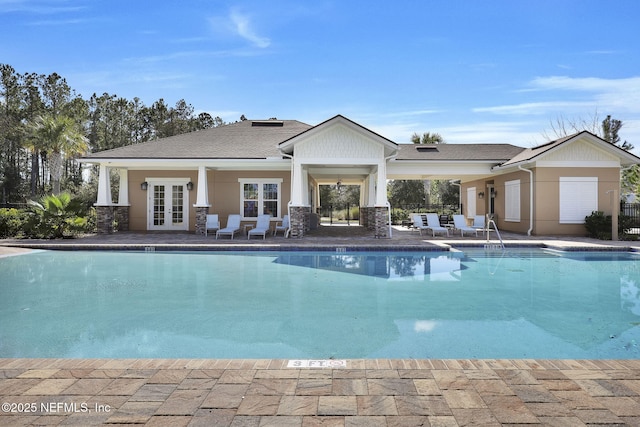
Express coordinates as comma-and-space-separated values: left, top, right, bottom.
238, 178, 283, 218
466, 187, 476, 218
559, 177, 598, 223
504, 179, 521, 222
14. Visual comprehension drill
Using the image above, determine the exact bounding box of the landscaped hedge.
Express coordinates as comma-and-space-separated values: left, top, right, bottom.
0, 193, 96, 239
0, 208, 31, 238
584, 211, 637, 240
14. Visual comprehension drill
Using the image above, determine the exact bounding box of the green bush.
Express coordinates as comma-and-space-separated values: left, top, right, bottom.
0, 208, 30, 238
584, 211, 636, 240
27, 193, 93, 239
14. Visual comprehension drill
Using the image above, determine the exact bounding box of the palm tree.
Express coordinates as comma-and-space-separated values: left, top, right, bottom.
31, 114, 88, 194
411, 132, 444, 206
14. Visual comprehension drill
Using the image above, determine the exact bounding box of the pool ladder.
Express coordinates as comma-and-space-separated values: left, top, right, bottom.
484, 217, 505, 250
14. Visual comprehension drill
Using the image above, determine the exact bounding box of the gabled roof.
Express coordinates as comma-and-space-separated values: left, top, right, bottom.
278, 114, 398, 156
494, 130, 640, 169
395, 143, 525, 161
82, 119, 312, 160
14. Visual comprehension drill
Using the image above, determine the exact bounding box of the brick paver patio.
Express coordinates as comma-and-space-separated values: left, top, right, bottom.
2, 358, 640, 426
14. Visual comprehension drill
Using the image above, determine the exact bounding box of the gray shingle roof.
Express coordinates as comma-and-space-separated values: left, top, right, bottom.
83, 119, 312, 159
395, 143, 525, 161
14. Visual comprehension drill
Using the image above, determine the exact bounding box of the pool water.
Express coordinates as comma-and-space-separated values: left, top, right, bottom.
1, 249, 640, 359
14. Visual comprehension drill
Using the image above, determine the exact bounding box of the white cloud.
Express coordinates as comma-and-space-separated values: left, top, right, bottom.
229, 10, 270, 48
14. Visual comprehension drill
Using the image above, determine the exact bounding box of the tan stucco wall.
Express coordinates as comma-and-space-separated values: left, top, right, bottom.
127, 169, 290, 232
210, 170, 291, 225
128, 170, 198, 232
461, 167, 620, 236
493, 170, 532, 235
532, 167, 620, 235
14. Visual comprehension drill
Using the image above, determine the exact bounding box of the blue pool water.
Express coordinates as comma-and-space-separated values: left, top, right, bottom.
1, 249, 640, 359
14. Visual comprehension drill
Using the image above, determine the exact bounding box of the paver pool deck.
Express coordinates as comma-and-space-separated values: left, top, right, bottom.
2, 225, 640, 425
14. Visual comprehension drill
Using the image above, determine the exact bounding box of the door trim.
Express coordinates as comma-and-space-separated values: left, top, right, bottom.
146, 178, 190, 231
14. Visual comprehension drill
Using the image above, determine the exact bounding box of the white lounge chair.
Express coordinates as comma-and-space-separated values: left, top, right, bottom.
273, 214, 290, 237
453, 214, 478, 237
204, 214, 219, 236
472, 215, 486, 234
411, 214, 430, 235
425, 213, 449, 237
248, 214, 271, 240
216, 214, 241, 239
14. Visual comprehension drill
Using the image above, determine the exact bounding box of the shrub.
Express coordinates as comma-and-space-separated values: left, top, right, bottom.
584, 211, 636, 240
0, 208, 30, 238
27, 193, 91, 239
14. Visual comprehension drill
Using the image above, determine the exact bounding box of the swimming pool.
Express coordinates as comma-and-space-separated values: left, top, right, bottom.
1, 248, 639, 359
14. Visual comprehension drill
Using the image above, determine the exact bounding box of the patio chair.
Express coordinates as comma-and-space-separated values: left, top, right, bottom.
472, 215, 486, 234
204, 214, 220, 236
411, 214, 431, 235
273, 214, 290, 237
425, 213, 449, 237
216, 214, 241, 239
248, 214, 271, 240
453, 214, 478, 237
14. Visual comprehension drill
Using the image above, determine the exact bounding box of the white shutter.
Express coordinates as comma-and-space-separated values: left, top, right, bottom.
504, 180, 521, 222
466, 187, 476, 218
559, 177, 598, 223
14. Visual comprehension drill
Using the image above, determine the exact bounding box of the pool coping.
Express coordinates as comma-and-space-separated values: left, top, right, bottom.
2, 240, 639, 253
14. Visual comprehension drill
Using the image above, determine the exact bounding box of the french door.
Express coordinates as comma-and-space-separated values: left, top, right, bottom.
147, 179, 189, 230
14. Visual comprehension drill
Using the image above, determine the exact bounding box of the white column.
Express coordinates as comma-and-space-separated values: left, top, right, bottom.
291, 160, 305, 205
375, 162, 387, 206
95, 164, 112, 206
368, 174, 376, 207
117, 169, 129, 206
194, 166, 210, 207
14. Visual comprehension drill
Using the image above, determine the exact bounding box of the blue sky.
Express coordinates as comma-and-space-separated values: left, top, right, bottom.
2, 0, 639, 152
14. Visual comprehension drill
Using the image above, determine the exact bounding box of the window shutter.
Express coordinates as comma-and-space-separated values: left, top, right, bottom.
504, 180, 520, 222
559, 177, 598, 223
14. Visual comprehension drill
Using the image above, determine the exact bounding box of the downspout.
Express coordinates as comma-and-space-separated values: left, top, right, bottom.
279, 149, 294, 236
384, 152, 398, 238
518, 165, 534, 236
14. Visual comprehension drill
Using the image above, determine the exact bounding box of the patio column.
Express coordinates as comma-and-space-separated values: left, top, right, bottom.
374, 162, 390, 238
114, 168, 130, 231
375, 162, 388, 206
194, 166, 211, 235
95, 164, 114, 234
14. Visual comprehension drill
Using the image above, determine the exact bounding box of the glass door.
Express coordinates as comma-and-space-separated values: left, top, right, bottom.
148, 180, 189, 230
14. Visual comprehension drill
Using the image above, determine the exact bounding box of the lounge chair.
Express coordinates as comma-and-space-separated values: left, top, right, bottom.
425, 213, 449, 237
248, 214, 271, 240
204, 214, 219, 236
472, 215, 486, 234
411, 214, 430, 235
453, 214, 478, 237
273, 214, 290, 237
216, 214, 241, 239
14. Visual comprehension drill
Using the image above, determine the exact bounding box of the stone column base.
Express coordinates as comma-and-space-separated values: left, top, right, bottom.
367, 207, 375, 230
374, 206, 390, 239
114, 206, 129, 231
96, 206, 115, 234
195, 206, 209, 235
290, 206, 311, 238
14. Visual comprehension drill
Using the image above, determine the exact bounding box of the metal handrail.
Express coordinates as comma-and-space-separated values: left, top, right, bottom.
486, 216, 505, 250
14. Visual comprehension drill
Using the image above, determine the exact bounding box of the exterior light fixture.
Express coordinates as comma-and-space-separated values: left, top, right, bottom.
140, 181, 148, 191
186, 181, 194, 191
478, 191, 485, 199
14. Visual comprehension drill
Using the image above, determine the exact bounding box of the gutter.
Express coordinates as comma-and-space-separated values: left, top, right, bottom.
518, 165, 534, 236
